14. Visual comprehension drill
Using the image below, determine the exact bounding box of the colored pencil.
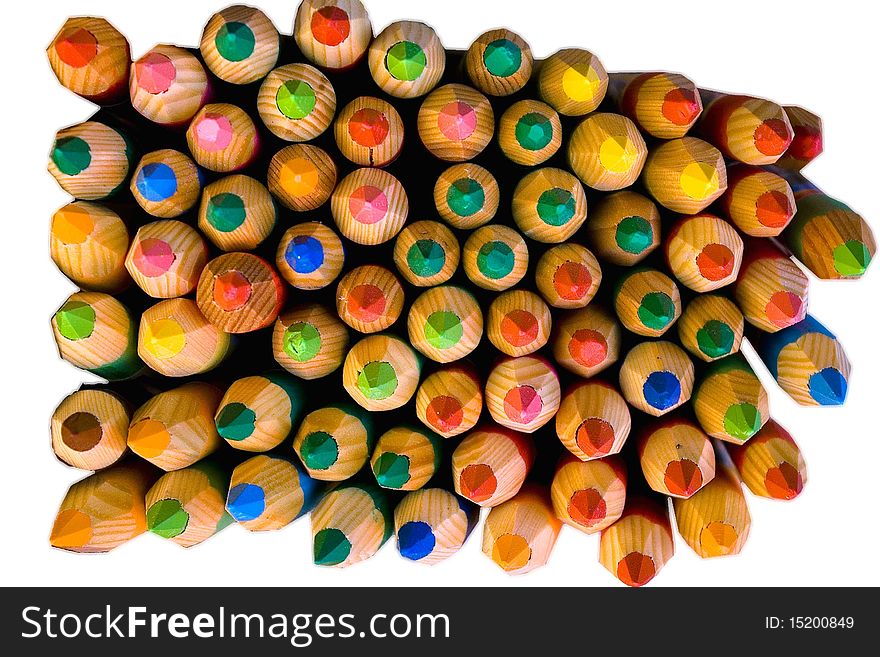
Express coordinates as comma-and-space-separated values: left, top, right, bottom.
462, 224, 529, 291
584, 191, 660, 266
293, 404, 374, 481
186, 103, 259, 173
567, 112, 646, 191
130, 149, 202, 218
128, 382, 222, 471
336, 264, 405, 333
267, 143, 338, 211
50, 462, 158, 553
534, 243, 602, 309
393, 220, 460, 287
368, 21, 445, 98
414, 363, 483, 438
49, 201, 129, 292
677, 294, 744, 362
485, 355, 561, 433
129, 44, 209, 126
311, 483, 393, 567
198, 174, 277, 251
608, 72, 702, 139
664, 213, 744, 292
293, 0, 372, 71
433, 162, 500, 229
257, 63, 336, 142
215, 373, 303, 451
776, 170, 875, 279
371, 426, 442, 491
48, 120, 132, 200
417, 83, 494, 161
487, 289, 551, 357
699, 91, 793, 165
145, 459, 232, 547
512, 167, 588, 243
330, 167, 409, 245
619, 340, 695, 416
734, 238, 809, 332
52, 291, 142, 380
125, 219, 208, 299
482, 485, 561, 575
408, 285, 483, 363
451, 425, 534, 507
642, 136, 727, 214
754, 314, 851, 406
613, 268, 682, 337
498, 99, 562, 167
47, 17, 130, 103
720, 164, 796, 237
638, 417, 715, 498
726, 419, 807, 500
394, 488, 479, 564
342, 334, 421, 411
599, 496, 674, 587
334, 95, 404, 167
538, 48, 608, 116
555, 380, 631, 461
199, 5, 280, 85
276, 222, 345, 290
465, 28, 533, 97
51, 386, 130, 470
138, 298, 231, 377
776, 106, 823, 171
273, 303, 349, 379
196, 252, 285, 333
551, 453, 626, 533
226, 455, 323, 531
672, 449, 751, 558
552, 304, 621, 378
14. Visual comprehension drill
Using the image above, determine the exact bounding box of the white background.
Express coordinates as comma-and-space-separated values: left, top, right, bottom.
3, 0, 878, 587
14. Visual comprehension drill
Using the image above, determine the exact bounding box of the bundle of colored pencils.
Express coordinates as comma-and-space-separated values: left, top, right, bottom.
46, 0, 872, 585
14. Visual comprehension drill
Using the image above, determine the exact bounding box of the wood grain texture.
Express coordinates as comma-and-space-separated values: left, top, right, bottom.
199, 174, 277, 251
677, 294, 744, 362
613, 268, 682, 337
331, 167, 409, 245
334, 96, 403, 167
50, 201, 130, 292
555, 380, 631, 461
186, 103, 259, 173
125, 220, 208, 299
48, 121, 130, 200
609, 72, 702, 139
720, 164, 795, 237
370, 426, 440, 491
51, 388, 130, 470
200, 5, 279, 85
498, 99, 561, 166
47, 17, 130, 102
551, 304, 621, 378
512, 167, 587, 243
393, 220, 460, 287
462, 224, 529, 291
130, 149, 201, 218
407, 285, 482, 363
138, 298, 230, 377
342, 334, 421, 411
227, 455, 317, 531
215, 375, 300, 451
293, 405, 373, 481
293, 0, 372, 71
451, 426, 534, 507
311, 484, 391, 567
567, 112, 646, 191
551, 453, 626, 533
417, 84, 494, 161
726, 419, 807, 500
273, 303, 349, 379
482, 485, 561, 575
619, 340, 695, 416
267, 144, 338, 211
257, 63, 336, 141
776, 105, 823, 171
638, 418, 715, 498
485, 355, 560, 433
129, 45, 208, 126
585, 191, 660, 266
394, 488, 477, 564
276, 222, 344, 290
415, 364, 482, 438
50, 463, 157, 553
196, 252, 285, 333
599, 496, 674, 587
336, 264, 405, 333
538, 48, 608, 116
433, 162, 499, 229
368, 21, 445, 98
487, 289, 550, 357
734, 239, 809, 332
664, 213, 743, 292
465, 28, 533, 97
128, 382, 222, 471
642, 136, 727, 214
700, 92, 793, 165
534, 243, 601, 309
